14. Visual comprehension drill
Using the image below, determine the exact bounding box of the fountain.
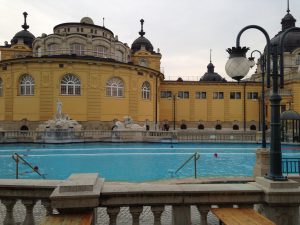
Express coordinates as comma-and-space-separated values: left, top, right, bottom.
36, 99, 83, 143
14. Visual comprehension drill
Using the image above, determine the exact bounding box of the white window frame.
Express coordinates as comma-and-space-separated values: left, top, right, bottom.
141, 81, 150, 100
106, 77, 124, 97
60, 74, 81, 95
20, 74, 34, 96
70, 43, 85, 56
94, 45, 108, 58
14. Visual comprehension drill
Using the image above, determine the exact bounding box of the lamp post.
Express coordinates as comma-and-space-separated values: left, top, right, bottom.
248, 50, 267, 148
225, 25, 300, 181
172, 94, 177, 130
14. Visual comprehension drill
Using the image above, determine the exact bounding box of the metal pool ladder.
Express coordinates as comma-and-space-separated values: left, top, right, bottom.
175, 152, 200, 178
12, 152, 46, 179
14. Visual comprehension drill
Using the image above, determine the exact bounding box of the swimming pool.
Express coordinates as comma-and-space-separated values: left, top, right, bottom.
0, 142, 299, 181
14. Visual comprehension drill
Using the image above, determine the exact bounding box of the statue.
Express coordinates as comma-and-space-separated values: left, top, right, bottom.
56, 99, 62, 117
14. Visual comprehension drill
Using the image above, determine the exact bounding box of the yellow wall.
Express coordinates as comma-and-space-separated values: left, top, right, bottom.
159, 82, 260, 126
0, 58, 161, 123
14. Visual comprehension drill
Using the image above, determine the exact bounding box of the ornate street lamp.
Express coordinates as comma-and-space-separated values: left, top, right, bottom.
248, 50, 267, 148
225, 25, 299, 181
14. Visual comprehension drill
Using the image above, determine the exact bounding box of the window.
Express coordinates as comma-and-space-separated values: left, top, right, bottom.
60, 74, 81, 95
247, 92, 258, 99
160, 91, 172, 98
19, 74, 34, 95
198, 124, 204, 130
233, 125, 239, 130
213, 92, 224, 99
180, 124, 187, 129
195, 92, 206, 99
215, 124, 222, 130
48, 43, 60, 55
178, 91, 189, 99
141, 81, 150, 100
250, 125, 257, 131
115, 50, 124, 61
106, 77, 124, 97
0, 78, 2, 96
70, 43, 85, 56
296, 54, 300, 65
230, 92, 241, 99
139, 58, 148, 67
81, 28, 84, 32
94, 45, 108, 57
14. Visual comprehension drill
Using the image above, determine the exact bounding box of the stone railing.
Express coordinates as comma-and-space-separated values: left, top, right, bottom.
0, 130, 261, 143
32, 49, 128, 63
0, 174, 300, 225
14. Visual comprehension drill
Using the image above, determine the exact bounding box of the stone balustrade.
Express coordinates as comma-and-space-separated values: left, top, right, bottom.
0, 130, 260, 144
0, 174, 299, 225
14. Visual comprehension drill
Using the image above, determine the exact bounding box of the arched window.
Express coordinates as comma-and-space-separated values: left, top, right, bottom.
48, 43, 60, 55
141, 81, 150, 99
94, 45, 108, 57
250, 125, 257, 131
215, 124, 222, 130
19, 74, 34, 95
106, 77, 124, 97
0, 78, 2, 96
20, 125, 29, 131
115, 50, 124, 62
181, 124, 187, 129
70, 43, 85, 56
198, 124, 204, 130
233, 125, 239, 130
60, 74, 81, 95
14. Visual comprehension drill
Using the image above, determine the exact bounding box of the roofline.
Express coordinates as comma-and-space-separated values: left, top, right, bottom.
0, 55, 164, 79
53, 22, 114, 36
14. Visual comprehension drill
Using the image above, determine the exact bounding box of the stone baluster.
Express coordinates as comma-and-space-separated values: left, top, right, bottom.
197, 205, 210, 225
129, 206, 143, 225
151, 206, 164, 225
107, 207, 120, 225
22, 199, 36, 225
41, 199, 52, 216
2, 199, 16, 225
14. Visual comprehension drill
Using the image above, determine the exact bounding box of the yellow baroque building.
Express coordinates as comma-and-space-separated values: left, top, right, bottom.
0, 11, 299, 131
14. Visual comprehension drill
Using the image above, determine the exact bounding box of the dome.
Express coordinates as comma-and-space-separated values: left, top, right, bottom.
11, 30, 35, 47
11, 12, 35, 48
269, 10, 300, 52
200, 62, 226, 82
131, 19, 154, 53
281, 110, 300, 120
80, 17, 94, 25
132, 36, 154, 53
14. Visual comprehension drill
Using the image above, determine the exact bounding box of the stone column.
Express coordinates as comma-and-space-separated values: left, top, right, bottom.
22, 199, 36, 225
107, 207, 120, 225
129, 206, 143, 225
2, 199, 16, 225
151, 206, 164, 225
253, 148, 270, 177
197, 205, 210, 225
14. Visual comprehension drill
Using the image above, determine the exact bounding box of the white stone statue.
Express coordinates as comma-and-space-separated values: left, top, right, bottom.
56, 99, 62, 117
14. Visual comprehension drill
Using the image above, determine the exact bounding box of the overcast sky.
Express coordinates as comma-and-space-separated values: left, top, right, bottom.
0, 0, 299, 81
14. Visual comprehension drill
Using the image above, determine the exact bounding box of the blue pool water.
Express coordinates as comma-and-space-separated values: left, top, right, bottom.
0, 142, 299, 182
